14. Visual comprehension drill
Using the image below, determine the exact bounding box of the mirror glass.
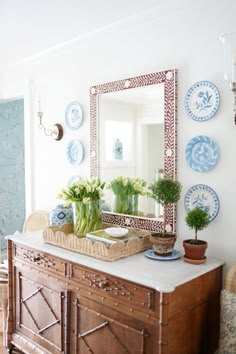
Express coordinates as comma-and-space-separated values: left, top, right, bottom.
90, 70, 177, 232
99, 84, 164, 218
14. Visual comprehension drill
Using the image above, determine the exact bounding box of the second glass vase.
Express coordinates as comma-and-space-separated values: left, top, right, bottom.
128, 194, 138, 215
113, 194, 138, 215
113, 194, 129, 214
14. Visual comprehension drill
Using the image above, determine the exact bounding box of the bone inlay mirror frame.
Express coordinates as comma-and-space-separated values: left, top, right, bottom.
90, 69, 177, 232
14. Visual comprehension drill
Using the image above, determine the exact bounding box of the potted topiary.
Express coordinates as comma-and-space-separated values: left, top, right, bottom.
149, 176, 182, 256
183, 207, 210, 264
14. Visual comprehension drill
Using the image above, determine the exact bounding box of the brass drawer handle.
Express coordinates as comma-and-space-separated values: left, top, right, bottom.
33, 256, 41, 262
98, 280, 109, 289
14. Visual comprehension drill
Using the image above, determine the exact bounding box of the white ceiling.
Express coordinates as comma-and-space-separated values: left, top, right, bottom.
0, 0, 160, 69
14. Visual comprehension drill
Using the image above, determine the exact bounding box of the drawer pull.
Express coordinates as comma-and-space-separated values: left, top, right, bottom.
98, 280, 109, 289
33, 256, 41, 262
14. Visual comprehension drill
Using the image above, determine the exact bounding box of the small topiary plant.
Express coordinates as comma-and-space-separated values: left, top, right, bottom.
149, 176, 182, 236
185, 207, 210, 244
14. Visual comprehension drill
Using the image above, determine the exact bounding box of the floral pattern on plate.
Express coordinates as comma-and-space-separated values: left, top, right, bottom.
184, 184, 219, 222
184, 81, 220, 121
65, 101, 83, 130
67, 140, 84, 165
185, 135, 218, 172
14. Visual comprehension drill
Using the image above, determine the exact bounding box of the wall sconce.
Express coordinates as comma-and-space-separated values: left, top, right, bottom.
219, 32, 236, 124
37, 100, 63, 141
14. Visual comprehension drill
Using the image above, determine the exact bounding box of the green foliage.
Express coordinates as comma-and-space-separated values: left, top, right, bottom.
149, 176, 182, 237
149, 176, 182, 206
107, 176, 147, 196
185, 207, 210, 242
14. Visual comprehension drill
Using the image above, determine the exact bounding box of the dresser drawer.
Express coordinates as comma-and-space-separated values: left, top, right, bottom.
14, 244, 67, 276
70, 263, 154, 311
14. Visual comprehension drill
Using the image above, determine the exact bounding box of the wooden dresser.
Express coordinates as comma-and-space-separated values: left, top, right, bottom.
6, 232, 224, 354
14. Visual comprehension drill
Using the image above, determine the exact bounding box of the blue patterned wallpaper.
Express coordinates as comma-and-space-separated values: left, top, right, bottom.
0, 99, 25, 258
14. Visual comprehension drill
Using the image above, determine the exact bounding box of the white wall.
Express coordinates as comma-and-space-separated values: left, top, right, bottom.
0, 0, 236, 271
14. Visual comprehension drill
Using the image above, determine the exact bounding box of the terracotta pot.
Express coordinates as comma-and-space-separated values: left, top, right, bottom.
150, 233, 176, 256
183, 239, 208, 263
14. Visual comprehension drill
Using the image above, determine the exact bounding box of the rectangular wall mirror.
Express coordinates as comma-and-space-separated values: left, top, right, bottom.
90, 69, 177, 232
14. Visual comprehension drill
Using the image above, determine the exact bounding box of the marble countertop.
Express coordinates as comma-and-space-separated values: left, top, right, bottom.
6, 231, 224, 293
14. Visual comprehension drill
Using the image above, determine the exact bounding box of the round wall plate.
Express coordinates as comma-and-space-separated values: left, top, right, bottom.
185, 135, 218, 171
65, 101, 83, 130
67, 139, 84, 165
184, 184, 220, 222
67, 175, 81, 186
185, 81, 220, 121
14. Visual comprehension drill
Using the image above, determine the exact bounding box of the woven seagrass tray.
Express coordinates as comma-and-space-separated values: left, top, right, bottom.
43, 224, 152, 262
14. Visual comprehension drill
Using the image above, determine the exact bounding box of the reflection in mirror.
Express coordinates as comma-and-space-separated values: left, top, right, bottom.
90, 70, 177, 232
99, 84, 164, 218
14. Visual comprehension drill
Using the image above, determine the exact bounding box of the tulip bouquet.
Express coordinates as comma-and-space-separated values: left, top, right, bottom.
107, 176, 147, 215
58, 178, 105, 236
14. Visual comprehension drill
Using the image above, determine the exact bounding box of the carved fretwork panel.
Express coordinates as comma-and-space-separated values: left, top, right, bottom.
70, 264, 154, 311
14, 245, 67, 276
15, 270, 70, 354
73, 297, 150, 354
8, 242, 222, 354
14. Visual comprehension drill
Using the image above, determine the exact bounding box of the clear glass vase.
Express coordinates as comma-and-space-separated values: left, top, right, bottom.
113, 194, 139, 215
128, 194, 138, 215
113, 194, 129, 214
73, 200, 102, 236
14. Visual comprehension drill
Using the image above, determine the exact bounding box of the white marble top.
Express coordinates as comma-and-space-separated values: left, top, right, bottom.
6, 231, 224, 293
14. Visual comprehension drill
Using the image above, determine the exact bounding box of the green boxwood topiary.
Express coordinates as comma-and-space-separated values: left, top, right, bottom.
185, 207, 210, 244
149, 176, 182, 236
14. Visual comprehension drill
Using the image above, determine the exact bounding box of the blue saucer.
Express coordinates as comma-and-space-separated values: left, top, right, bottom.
144, 249, 181, 261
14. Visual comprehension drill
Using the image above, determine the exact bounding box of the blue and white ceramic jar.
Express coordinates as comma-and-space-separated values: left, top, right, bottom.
101, 199, 111, 212
49, 204, 73, 227
113, 138, 123, 160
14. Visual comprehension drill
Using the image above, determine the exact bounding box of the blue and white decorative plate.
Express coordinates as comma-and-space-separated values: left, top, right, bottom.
185, 81, 220, 121
185, 136, 218, 172
67, 140, 84, 165
67, 175, 81, 186
144, 249, 181, 261
65, 101, 83, 130
184, 184, 220, 222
